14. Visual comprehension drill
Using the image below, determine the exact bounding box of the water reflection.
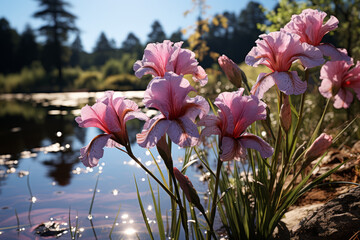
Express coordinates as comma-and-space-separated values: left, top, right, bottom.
0, 98, 87, 188
0, 92, 195, 239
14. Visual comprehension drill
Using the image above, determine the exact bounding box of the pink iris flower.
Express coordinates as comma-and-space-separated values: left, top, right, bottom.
246, 31, 324, 99
76, 91, 148, 167
133, 40, 208, 86
282, 9, 350, 62
319, 60, 360, 109
137, 72, 209, 148
198, 88, 273, 161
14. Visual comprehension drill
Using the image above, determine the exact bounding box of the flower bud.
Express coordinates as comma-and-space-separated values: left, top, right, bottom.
280, 95, 291, 132
304, 133, 332, 163
173, 167, 205, 212
218, 55, 247, 88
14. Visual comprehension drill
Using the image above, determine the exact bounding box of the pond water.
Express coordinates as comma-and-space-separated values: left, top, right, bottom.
0, 92, 210, 239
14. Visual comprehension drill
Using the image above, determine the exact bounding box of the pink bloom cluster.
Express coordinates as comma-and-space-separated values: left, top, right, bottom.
283, 9, 350, 62
319, 60, 360, 108
76, 91, 148, 167
198, 88, 273, 161
133, 40, 208, 86
246, 31, 324, 98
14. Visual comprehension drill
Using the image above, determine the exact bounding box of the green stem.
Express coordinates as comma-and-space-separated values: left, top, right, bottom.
124, 147, 178, 204
207, 153, 223, 240
289, 69, 309, 153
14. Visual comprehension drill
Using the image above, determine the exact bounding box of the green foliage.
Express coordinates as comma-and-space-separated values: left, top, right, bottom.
257, 0, 307, 32
74, 71, 103, 91
102, 59, 123, 78
103, 74, 140, 91
62, 66, 82, 90
0, 61, 46, 93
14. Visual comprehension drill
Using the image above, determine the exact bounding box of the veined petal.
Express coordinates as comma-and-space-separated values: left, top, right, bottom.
143, 72, 195, 119
251, 72, 276, 99
239, 133, 274, 158
333, 88, 353, 109
272, 71, 307, 96
295, 42, 324, 68
79, 134, 112, 167
137, 115, 171, 148
319, 78, 333, 99
167, 117, 199, 148
220, 137, 238, 161
183, 95, 209, 121
193, 66, 208, 86
317, 44, 352, 63
76, 103, 109, 133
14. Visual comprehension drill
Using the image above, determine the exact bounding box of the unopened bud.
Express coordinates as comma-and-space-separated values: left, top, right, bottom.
280, 95, 291, 132
173, 167, 205, 212
218, 55, 247, 88
305, 133, 332, 163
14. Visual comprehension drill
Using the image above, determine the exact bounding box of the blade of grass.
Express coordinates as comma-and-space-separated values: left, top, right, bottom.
68, 207, 73, 239
15, 209, 20, 232
89, 174, 100, 217
134, 176, 154, 240
333, 116, 359, 143
109, 203, 121, 239
148, 177, 165, 240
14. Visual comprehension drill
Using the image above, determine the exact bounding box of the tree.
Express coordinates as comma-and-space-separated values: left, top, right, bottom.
147, 20, 166, 43
93, 32, 115, 66
17, 25, 39, 68
169, 29, 183, 43
121, 32, 143, 58
93, 32, 112, 52
0, 18, 20, 74
33, 0, 77, 90
69, 34, 83, 67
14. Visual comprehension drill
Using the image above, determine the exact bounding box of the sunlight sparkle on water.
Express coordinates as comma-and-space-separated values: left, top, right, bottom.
147, 205, 153, 211
112, 189, 118, 196
31, 196, 37, 203
124, 228, 136, 235
56, 131, 62, 137
121, 214, 129, 219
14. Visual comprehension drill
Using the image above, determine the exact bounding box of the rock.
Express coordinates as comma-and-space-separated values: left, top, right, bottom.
291, 187, 360, 240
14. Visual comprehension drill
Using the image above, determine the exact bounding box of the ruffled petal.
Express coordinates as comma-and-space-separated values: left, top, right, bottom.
183, 95, 209, 121
272, 71, 307, 96
143, 73, 195, 118
220, 137, 238, 161
193, 66, 208, 86
317, 44, 352, 62
76, 103, 109, 133
167, 117, 199, 148
251, 72, 275, 99
137, 115, 171, 148
239, 133, 274, 158
319, 78, 333, 98
333, 88, 353, 109
79, 134, 112, 167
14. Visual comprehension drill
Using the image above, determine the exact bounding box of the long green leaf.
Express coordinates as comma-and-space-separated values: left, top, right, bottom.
148, 177, 165, 240
89, 174, 100, 216
109, 203, 121, 239
134, 177, 154, 240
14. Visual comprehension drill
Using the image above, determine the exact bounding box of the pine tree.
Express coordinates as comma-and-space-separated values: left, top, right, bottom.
33, 0, 77, 90
147, 20, 166, 43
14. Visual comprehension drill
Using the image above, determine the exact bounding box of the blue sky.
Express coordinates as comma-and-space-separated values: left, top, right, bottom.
0, 0, 278, 52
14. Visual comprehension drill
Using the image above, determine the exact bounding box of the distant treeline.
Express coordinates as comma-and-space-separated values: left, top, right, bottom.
0, 0, 271, 93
